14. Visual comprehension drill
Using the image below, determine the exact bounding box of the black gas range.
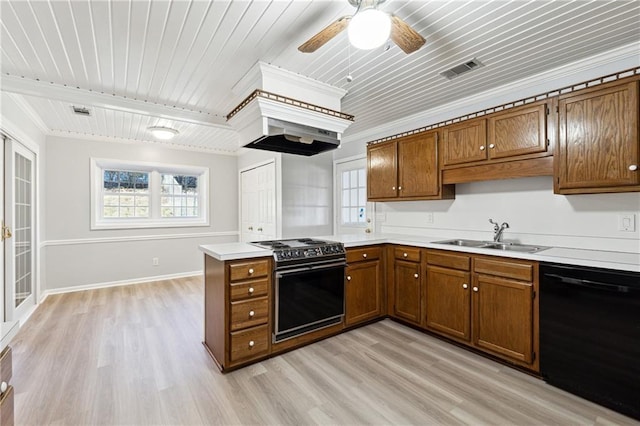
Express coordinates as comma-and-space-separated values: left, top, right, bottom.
250, 238, 345, 267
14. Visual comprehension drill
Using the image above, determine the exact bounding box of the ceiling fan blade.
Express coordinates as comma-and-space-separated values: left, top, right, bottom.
390, 15, 426, 54
298, 16, 351, 53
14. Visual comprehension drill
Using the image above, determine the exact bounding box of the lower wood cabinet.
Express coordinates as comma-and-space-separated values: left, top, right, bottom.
204, 255, 272, 371
0, 346, 13, 426
426, 250, 539, 371
391, 246, 423, 326
345, 246, 384, 326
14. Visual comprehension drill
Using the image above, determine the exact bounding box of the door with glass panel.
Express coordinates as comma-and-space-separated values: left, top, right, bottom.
335, 158, 374, 234
4, 139, 36, 321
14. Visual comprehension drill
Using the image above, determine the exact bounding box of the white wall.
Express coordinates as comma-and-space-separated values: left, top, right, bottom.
334, 46, 640, 254
44, 136, 238, 292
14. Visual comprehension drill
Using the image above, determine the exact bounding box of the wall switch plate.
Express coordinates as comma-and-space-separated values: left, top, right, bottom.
618, 214, 636, 232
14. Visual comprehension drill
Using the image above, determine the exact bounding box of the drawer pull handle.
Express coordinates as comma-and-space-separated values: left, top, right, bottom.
248, 268, 254, 275
249, 310, 255, 317
347, 275, 352, 281
0, 381, 7, 393
630, 165, 638, 171
473, 286, 479, 292
403, 252, 408, 257
248, 287, 255, 294
463, 284, 468, 289
362, 253, 367, 258
414, 273, 419, 279
248, 340, 255, 348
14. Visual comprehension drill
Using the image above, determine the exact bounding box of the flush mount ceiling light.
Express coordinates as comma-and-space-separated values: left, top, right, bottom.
347, 8, 391, 50
148, 126, 179, 140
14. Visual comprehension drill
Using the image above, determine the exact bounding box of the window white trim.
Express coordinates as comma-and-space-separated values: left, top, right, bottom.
90, 158, 209, 230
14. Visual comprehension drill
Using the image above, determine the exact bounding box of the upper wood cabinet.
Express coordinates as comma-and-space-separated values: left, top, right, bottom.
367, 130, 454, 201
443, 101, 550, 168
443, 119, 487, 166
555, 78, 640, 194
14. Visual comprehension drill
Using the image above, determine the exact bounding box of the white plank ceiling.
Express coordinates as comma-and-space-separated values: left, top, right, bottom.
1, 0, 639, 153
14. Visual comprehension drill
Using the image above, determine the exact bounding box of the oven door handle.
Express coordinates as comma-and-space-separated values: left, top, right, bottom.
276, 261, 346, 277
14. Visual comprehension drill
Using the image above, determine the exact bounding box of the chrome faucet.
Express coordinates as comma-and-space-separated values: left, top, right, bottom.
489, 219, 510, 242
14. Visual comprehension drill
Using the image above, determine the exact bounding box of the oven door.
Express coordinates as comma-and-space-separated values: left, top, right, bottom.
274, 261, 345, 342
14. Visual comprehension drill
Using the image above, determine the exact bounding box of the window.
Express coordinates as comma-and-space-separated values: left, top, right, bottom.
341, 167, 366, 226
91, 159, 209, 229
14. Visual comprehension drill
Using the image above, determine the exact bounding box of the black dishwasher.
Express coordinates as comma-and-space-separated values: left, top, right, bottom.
540, 263, 640, 420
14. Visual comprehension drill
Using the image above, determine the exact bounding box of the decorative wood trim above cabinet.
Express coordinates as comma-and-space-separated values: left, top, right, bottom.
442, 156, 553, 184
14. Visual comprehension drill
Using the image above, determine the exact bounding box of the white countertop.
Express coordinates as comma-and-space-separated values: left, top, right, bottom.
200, 233, 640, 272
1, 320, 19, 352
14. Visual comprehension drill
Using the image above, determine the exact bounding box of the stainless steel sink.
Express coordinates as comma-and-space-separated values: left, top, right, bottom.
432, 239, 550, 253
432, 239, 492, 248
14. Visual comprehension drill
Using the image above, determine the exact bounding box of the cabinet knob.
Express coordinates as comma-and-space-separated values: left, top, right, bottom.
398, 186, 402, 190
347, 275, 352, 281
257, 227, 263, 232
463, 284, 468, 289
473, 286, 479, 292
249, 310, 255, 317
630, 165, 638, 171
489, 143, 495, 149
248, 226, 253, 231
248, 268, 254, 275
403, 252, 408, 258
479, 145, 486, 151
392, 186, 396, 190
248, 287, 254, 294
248, 340, 255, 348
414, 273, 419, 279
362, 253, 367, 258
0, 381, 7, 393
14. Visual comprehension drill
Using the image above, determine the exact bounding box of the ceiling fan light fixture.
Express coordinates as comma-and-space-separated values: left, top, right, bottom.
348, 8, 391, 50
148, 126, 179, 140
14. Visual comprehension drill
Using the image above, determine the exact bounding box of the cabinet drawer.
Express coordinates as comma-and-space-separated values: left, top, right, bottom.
474, 257, 533, 282
0, 347, 11, 388
394, 246, 421, 262
229, 259, 270, 282
230, 297, 269, 331
427, 250, 470, 271
230, 278, 269, 302
347, 246, 382, 263
230, 324, 270, 363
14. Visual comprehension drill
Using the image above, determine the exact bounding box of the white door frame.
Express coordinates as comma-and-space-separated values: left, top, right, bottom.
333, 154, 375, 235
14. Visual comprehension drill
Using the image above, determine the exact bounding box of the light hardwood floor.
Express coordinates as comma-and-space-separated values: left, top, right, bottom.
10, 276, 638, 425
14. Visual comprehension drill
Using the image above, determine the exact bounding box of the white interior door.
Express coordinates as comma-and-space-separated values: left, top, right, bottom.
4, 139, 36, 321
335, 157, 374, 234
240, 161, 276, 242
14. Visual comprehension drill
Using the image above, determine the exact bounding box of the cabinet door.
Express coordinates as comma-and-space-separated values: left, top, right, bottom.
345, 260, 382, 326
426, 266, 471, 341
393, 260, 422, 324
398, 131, 439, 197
472, 274, 533, 364
558, 81, 640, 190
487, 103, 548, 159
443, 119, 487, 166
367, 141, 398, 199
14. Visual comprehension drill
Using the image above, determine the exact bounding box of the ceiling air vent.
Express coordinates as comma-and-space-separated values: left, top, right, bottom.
72, 106, 92, 116
440, 58, 484, 80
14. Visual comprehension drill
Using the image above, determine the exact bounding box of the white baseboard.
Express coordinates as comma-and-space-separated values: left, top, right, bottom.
39, 270, 203, 303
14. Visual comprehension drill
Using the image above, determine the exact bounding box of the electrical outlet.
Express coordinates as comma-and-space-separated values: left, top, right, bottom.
618, 214, 636, 232
152, 257, 159, 266
426, 212, 434, 224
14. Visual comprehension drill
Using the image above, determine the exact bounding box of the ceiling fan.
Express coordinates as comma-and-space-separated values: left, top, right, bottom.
298, 0, 426, 54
